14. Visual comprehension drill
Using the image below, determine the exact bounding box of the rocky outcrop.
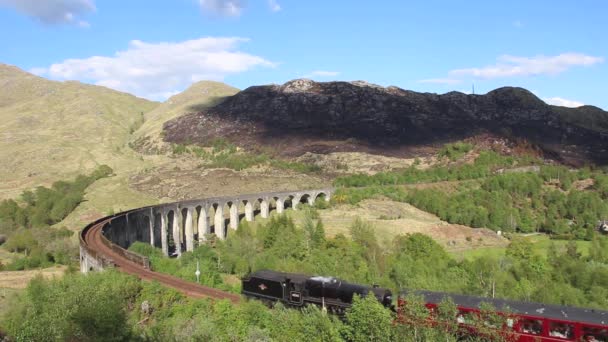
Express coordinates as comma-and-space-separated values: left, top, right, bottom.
163, 79, 608, 165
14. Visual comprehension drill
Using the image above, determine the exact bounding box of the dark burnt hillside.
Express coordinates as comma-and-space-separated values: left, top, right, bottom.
163, 79, 608, 165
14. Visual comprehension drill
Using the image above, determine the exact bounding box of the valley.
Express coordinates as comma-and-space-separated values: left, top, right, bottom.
1, 65, 607, 341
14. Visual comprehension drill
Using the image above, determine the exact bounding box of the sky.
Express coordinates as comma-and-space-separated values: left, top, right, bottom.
0, 0, 606, 108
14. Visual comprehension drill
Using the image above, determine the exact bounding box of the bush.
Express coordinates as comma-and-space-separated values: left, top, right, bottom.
270, 159, 322, 173
209, 152, 269, 171
438, 142, 473, 160
2, 271, 139, 341
0, 166, 112, 230
3, 230, 38, 253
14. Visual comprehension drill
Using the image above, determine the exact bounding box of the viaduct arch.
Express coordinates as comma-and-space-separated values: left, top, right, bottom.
80, 188, 333, 274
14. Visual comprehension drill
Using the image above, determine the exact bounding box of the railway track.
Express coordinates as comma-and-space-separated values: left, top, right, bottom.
83, 218, 240, 303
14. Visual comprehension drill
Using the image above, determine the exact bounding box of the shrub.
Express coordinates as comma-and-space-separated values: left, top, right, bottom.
438, 142, 473, 160
2, 271, 139, 341
270, 159, 322, 173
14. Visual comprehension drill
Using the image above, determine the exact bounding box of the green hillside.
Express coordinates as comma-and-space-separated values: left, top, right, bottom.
0, 64, 159, 199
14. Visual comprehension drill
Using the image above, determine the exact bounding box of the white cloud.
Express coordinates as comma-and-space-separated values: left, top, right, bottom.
0, 0, 95, 26
33, 37, 274, 100
268, 0, 281, 12
304, 70, 340, 78
450, 53, 604, 79
543, 97, 584, 108
418, 78, 462, 85
199, 0, 244, 17
512, 20, 523, 28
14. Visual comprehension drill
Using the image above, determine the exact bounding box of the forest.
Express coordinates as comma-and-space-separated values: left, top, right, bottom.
0, 165, 113, 270
130, 211, 608, 311
2, 148, 608, 341
334, 150, 608, 239
3, 210, 606, 341
1, 269, 509, 342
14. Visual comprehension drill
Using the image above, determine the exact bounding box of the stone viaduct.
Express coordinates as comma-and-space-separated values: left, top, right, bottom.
80, 188, 333, 272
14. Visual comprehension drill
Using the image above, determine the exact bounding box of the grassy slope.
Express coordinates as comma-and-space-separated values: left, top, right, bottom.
132, 80, 239, 153
454, 235, 592, 260
0, 66, 241, 231
0, 64, 159, 199
61, 83, 240, 230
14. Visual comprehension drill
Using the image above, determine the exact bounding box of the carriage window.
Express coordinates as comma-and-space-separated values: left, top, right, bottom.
582, 326, 608, 342
520, 319, 543, 335
549, 322, 574, 339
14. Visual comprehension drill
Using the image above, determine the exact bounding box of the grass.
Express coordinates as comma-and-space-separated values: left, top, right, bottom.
453, 234, 592, 261
0, 64, 158, 200
131, 80, 238, 154
0, 265, 67, 289
240, 198, 506, 251
57, 172, 161, 232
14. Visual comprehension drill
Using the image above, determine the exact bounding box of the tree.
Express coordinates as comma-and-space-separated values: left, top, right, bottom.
2, 271, 137, 341
436, 296, 459, 338
589, 236, 608, 263
505, 237, 533, 262
302, 209, 325, 253
344, 293, 393, 342
20, 190, 35, 206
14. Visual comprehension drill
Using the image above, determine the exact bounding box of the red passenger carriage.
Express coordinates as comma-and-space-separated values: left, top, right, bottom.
397, 290, 608, 341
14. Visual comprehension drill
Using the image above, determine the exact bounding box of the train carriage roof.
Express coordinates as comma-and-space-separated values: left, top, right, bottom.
246, 270, 314, 283
403, 290, 608, 326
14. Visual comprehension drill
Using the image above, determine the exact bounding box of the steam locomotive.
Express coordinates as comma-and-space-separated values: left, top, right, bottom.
243, 270, 608, 341
241, 270, 392, 314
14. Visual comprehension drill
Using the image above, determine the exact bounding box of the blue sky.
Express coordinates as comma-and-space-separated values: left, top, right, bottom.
0, 0, 606, 108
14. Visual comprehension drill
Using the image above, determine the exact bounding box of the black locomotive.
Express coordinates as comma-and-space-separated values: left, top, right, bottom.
241, 270, 392, 314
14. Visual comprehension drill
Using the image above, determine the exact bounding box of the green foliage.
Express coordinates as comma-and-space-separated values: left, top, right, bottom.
331, 185, 408, 205
2, 271, 139, 342
438, 142, 473, 160
406, 171, 608, 236
172, 143, 189, 154
595, 173, 608, 199
3, 229, 38, 253
174, 139, 324, 173
209, 151, 269, 171
0, 165, 113, 230
344, 293, 394, 342
128, 111, 145, 134
129, 242, 227, 290
3, 226, 77, 270
270, 159, 323, 173
335, 150, 523, 188
4, 208, 608, 341
589, 235, 608, 263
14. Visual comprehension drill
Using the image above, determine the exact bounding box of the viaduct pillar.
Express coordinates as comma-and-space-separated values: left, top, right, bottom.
198, 207, 209, 243
276, 198, 284, 214
214, 205, 225, 240
172, 209, 181, 257
229, 203, 238, 230
161, 213, 168, 256
185, 207, 194, 252
260, 200, 269, 218
244, 202, 254, 221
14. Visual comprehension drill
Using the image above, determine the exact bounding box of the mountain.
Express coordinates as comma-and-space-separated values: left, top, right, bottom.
0, 64, 159, 199
163, 79, 608, 165
131, 81, 238, 154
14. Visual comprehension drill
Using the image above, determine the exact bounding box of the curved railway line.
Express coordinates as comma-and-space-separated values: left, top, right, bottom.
82, 217, 240, 303
79, 188, 332, 303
